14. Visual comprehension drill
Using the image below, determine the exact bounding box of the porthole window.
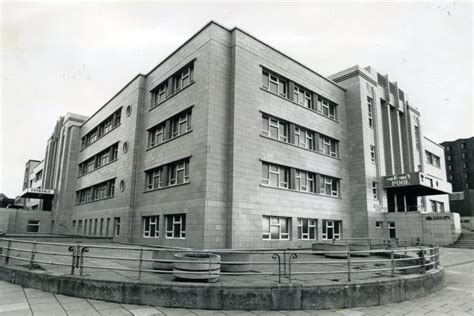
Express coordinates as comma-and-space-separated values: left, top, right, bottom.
123, 142, 128, 153
120, 180, 125, 192
126, 105, 132, 117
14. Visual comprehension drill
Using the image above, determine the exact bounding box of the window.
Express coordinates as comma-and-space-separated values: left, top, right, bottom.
446, 146, 450, 152
425, 151, 440, 167
297, 218, 316, 240
322, 220, 341, 240
78, 220, 82, 234
370, 145, 376, 163
462, 152, 467, 159
76, 179, 115, 204
375, 221, 383, 229
320, 175, 339, 197
145, 158, 190, 191
114, 217, 121, 236
148, 108, 192, 148
26, 220, 40, 233
81, 108, 122, 149
463, 163, 468, 169
151, 62, 194, 107
461, 143, 466, 149
261, 115, 288, 142
448, 165, 452, 171
78, 143, 119, 176
100, 219, 104, 236
262, 70, 287, 97
94, 219, 98, 235
319, 135, 338, 157
367, 97, 374, 128
72, 220, 76, 231
165, 214, 186, 239
449, 174, 453, 180
295, 170, 315, 193
143, 216, 159, 238
318, 97, 337, 120
448, 155, 452, 161
261, 162, 289, 188
372, 182, 378, 199
262, 216, 290, 240
35, 170, 43, 181
294, 86, 312, 108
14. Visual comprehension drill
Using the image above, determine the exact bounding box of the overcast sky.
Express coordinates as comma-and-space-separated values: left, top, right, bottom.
1, 0, 472, 198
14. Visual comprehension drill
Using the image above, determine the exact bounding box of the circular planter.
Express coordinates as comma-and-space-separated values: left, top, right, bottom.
173, 253, 221, 282
324, 244, 349, 258
348, 244, 370, 257
217, 252, 252, 272
152, 250, 177, 271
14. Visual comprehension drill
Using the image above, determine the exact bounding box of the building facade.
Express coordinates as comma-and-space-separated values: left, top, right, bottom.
16, 22, 456, 247
441, 137, 474, 192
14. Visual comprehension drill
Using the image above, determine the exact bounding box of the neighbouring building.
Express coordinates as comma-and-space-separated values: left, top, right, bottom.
9, 21, 458, 247
441, 137, 474, 192
0, 194, 15, 208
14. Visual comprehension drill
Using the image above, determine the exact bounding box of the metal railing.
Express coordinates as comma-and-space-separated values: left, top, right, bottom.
0, 238, 440, 284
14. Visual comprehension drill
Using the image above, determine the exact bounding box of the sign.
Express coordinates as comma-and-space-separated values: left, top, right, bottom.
383, 173, 417, 187
425, 216, 450, 221
29, 188, 54, 194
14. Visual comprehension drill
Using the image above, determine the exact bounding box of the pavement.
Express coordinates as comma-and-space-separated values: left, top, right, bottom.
0, 247, 473, 315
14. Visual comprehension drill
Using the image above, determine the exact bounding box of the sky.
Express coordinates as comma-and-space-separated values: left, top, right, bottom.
0, 0, 472, 198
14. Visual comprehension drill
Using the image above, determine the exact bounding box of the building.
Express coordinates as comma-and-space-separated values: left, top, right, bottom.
13, 22, 458, 247
18, 159, 45, 210
441, 137, 474, 192
0, 194, 15, 208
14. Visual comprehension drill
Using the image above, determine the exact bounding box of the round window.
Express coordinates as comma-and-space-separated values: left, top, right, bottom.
123, 142, 129, 153
120, 180, 125, 192
126, 105, 132, 117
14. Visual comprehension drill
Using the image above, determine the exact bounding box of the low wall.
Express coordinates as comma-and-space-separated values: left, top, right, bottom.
0, 264, 445, 310
0, 208, 53, 234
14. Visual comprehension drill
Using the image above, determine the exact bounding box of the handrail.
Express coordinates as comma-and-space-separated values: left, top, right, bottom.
0, 237, 440, 284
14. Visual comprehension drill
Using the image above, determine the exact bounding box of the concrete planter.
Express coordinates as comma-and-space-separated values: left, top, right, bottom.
312, 242, 349, 258
152, 250, 179, 270
348, 244, 370, 257
173, 253, 221, 282
311, 242, 334, 252
217, 252, 252, 272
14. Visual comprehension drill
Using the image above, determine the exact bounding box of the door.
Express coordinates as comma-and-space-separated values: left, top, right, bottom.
388, 222, 396, 239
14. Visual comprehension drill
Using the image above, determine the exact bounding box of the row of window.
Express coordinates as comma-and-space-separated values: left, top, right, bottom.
261, 69, 338, 120
262, 114, 339, 158
78, 143, 119, 176
367, 97, 374, 128
151, 62, 194, 108
425, 150, 441, 168
446, 143, 468, 151
81, 108, 122, 150
76, 179, 115, 204
447, 152, 468, 161
261, 162, 340, 197
145, 158, 190, 191
143, 214, 186, 239
262, 216, 342, 240
72, 217, 120, 237
148, 108, 192, 148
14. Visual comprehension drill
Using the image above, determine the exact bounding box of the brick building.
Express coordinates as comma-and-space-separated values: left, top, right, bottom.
441, 137, 474, 192
16, 22, 456, 247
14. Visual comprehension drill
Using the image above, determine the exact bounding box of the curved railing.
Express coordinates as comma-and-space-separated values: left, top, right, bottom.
0, 237, 440, 284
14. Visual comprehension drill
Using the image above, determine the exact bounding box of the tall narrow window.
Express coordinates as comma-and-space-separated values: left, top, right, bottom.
372, 182, 378, 199
367, 96, 374, 128
114, 217, 120, 236
143, 216, 159, 238
322, 220, 342, 240
370, 145, 376, 163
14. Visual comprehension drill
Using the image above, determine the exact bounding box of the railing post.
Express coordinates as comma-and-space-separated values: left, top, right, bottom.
419, 248, 426, 274
68, 245, 76, 275
288, 253, 297, 284
5, 240, 12, 265
137, 247, 143, 280
29, 241, 37, 270
79, 247, 89, 276
272, 253, 281, 284
208, 253, 212, 284
347, 249, 351, 282
390, 249, 395, 276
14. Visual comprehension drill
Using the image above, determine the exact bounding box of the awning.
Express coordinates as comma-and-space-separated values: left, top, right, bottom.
383, 172, 452, 195
20, 188, 55, 199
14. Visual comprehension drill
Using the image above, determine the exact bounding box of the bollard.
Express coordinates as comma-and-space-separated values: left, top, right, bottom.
390, 249, 395, 276
137, 247, 144, 280
5, 240, 11, 265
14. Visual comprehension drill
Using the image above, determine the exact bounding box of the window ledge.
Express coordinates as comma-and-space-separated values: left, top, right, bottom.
78, 159, 118, 178
149, 81, 195, 111
259, 184, 342, 199
143, 181, 190, 193
260, 87, 339, 123
75, 196, 115, 206
259, 134, 341, 161
80, 124, 121, 152
146, 130, 193, 152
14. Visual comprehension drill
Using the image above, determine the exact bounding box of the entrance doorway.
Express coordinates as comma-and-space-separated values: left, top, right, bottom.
388, 222, 396, 239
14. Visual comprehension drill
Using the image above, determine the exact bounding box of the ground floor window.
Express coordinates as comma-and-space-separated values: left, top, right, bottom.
322, 220, 342, 240
114, 217, 121, 236
143, 215, 159, 238
375, 221, 383, 229
388, 222, 396, 238
297, 218, 317, 240
78, 220, 82, 234
165, 214, 186, 239
26, 220, 40, 233
262, 216, 290, 240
